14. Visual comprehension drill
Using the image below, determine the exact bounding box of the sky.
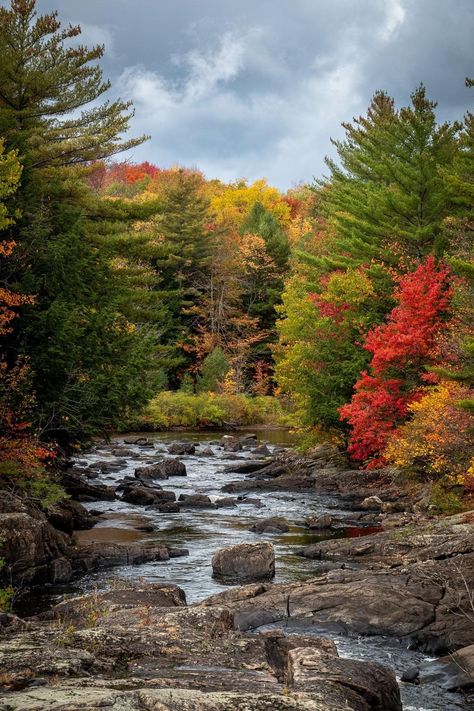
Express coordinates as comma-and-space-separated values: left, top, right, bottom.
30, 0, 474, 190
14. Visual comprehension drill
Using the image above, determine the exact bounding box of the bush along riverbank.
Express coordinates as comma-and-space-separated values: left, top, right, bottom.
127, 391, 292, 430
1, 434, 473, 710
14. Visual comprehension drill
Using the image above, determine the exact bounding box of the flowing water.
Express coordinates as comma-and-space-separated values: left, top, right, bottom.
29, 430, 472, 710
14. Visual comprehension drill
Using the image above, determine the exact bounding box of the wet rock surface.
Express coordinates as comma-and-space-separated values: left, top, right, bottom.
1, 434, 473, 711
0, 580, 402, 711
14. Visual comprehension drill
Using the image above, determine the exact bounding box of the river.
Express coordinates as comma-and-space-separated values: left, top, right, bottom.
36, 430, 472, 711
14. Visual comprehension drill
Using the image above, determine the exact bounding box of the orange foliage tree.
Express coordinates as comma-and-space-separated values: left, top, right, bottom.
0, 140, 54, 474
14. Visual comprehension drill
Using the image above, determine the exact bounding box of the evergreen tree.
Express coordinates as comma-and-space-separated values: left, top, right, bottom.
316, 86, 459, 269
196, 347, 229, 393
152, 169, 212, 381
0, 0, 156, 443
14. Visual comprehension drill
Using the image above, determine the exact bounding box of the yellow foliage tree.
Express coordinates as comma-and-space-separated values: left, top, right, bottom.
385, 381, 474, 486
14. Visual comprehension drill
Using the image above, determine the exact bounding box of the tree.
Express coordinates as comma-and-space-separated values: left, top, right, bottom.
0, 1, 156, 443
340, 257, 453, 466
151, 169, 213, 382
196, 347, 229, 393
0, 138, 51, 473
317, 86, 459, 269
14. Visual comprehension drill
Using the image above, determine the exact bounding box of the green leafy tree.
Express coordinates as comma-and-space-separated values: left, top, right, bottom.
196, 347, 229, 393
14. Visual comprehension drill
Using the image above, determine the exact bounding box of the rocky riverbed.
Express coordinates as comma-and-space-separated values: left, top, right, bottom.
1, 431, 473, 710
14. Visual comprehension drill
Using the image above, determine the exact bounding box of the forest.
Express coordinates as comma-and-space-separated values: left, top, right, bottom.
0, 3, 474, 710
0, 1, 472, 507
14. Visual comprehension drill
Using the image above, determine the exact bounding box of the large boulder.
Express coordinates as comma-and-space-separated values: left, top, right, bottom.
60, 471, 116, 501
71, 541, 174, 573
0, 511, 72, 585
46, 498, 99, 534
41, 581, 187, 624
288, 647, 402, 710
212, 542, 275, 582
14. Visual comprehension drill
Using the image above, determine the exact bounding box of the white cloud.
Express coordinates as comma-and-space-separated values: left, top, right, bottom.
118, 27, 366, 188
379, 0, 406, 41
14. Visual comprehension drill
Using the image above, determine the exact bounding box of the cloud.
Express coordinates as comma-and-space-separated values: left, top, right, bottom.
119, 26, 367, 187
29, 0, 474, 189
380, 0, 406, 41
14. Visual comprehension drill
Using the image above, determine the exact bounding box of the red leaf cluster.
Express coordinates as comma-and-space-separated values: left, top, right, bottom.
340, 257, 453, 466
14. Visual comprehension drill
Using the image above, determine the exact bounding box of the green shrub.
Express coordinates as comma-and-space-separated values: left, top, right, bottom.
137, 391, 286, 429
429, 482, 465, 515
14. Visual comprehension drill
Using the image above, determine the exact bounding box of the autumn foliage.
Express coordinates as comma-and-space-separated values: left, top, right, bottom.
339, 257, 453, 466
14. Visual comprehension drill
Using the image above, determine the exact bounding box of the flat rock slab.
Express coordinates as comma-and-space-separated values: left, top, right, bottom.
0, 686, 386, 711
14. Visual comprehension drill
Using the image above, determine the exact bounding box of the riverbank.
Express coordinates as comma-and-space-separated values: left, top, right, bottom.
1, 432, 473, 710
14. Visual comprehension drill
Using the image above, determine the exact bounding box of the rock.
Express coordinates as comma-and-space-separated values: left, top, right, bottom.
178, 494, 216, 508
135, 458, 187, 480
134, 463, 169, 480
0, 610, 27, 633
250, 517, 290, 534
220, 435, 242, 452
215, 497, 238, 508
253, 444, 271, 457
88, 459, 126, 472
60, 471, 116, 501
287, 647, 402, 711
71, 541, 171, 573
168, 441, 196, 455
162, 458, 187, 476
41, 581, 187, 623
224, 460, 271, 474
156, 502, 180, 513
247, 462, 288, 479
304, 514, 333, 530
122, 485, 159, 505
46, 498, 98, 534
240, 433, 258, 443
418, 644, 474, 690
237, 496, 263, 508
111, 447, 135, 457
361, 495, 384, 511
200, 447, 215, 456
212, 542, 275, 582
0, 511, 72, 585
263, 630, 337, 683
122, 485, 176, 506
123, 436, 152, 446
401, 666, 420, 683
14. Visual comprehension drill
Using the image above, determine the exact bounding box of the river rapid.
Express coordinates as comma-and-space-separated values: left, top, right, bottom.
48, 430, 471, 711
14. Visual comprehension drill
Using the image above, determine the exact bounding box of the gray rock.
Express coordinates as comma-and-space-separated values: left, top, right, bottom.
361, 495, 384, 511
250, 517, 290, 534
168, 441, 196, 455
212, 542, 275, 582
418, 644, 474, 690
304, 514, 333, 530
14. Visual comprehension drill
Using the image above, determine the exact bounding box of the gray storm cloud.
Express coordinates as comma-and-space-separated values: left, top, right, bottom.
30, 0, 473, 189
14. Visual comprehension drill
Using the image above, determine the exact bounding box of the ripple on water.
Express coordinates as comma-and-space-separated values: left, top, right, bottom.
25, 430, 470, 711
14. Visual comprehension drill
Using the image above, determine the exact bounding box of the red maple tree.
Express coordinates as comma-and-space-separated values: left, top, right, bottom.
339, 256, 453, 467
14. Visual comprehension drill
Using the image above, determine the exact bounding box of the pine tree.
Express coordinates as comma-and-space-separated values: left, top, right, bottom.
0, 1, 156, 443
317, 86, 459, 269
152, 169, 213, 381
